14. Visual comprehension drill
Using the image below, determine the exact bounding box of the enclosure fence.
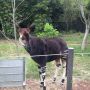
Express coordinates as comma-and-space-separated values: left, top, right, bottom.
0, 48, 74, 90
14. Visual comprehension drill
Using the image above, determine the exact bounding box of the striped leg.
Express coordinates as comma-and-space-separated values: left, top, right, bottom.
38, 66, 46, 90
61, 60, 66, 84
53, 59, 62, 83
60, 50, 68, 84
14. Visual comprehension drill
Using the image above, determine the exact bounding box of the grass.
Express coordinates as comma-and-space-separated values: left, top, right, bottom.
73, 55, 90, 80
0, 41, 26, 57
25, 57, 39, 79
69, 44, 90, 53
0, 33, 90, 80
63, 33, 90, 44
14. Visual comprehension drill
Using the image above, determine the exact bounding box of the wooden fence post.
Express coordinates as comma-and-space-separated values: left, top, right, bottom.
67, 48, 74, 90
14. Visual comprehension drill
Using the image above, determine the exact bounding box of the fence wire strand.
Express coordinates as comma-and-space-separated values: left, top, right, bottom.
0, 52, 90, 59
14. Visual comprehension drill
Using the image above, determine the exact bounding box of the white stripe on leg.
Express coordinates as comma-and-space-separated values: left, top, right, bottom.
53, 64, 62, 82
61, 61, 66, 84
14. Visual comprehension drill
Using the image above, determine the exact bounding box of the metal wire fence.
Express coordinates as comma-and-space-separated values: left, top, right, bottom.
0, 47, 90, 90
0, 31, 90, 90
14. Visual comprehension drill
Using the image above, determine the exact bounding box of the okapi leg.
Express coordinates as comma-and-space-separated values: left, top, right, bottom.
38, 66, 46, 90
53, 59, 62, 82
61, 60, 66, 84
60, 50, 68, 84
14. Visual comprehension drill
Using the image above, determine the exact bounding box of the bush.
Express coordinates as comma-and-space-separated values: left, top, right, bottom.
37, 23, 60, 38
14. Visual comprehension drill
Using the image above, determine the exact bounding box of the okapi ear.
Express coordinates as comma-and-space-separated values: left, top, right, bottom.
28, 23, 35, 32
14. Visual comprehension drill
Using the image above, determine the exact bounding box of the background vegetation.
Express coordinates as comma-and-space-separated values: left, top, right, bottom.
0, 0, 90, 38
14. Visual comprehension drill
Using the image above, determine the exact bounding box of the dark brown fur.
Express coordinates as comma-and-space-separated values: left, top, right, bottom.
19, 27, 68, 67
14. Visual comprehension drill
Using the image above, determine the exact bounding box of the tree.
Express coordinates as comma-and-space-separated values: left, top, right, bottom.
76, 0, 90, 51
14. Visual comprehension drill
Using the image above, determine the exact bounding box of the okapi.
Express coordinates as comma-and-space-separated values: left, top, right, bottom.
18, 24, 68, 89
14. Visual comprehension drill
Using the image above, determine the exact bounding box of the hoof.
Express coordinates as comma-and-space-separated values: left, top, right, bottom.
52, 77, 56, 83
61, 79, 65, 83
60, 78, 65, 85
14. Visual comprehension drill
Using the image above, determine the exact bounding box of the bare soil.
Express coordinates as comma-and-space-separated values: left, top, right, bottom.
0, 79, 90, 90
26, 79, 90, 90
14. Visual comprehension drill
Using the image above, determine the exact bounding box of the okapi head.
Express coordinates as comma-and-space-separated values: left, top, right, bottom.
18, 23, 35, 46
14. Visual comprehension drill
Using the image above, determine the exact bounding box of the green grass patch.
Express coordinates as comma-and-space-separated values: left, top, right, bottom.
0, 41, 26, 57
63, 33, 90, 44
73, 55, 90, 79
26, 57, 39, 79
68, 44, 90, 53
63, 33, 83, 44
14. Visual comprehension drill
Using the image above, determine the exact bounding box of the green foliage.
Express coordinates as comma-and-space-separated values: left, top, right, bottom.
37, 23, 59, 38
86, 1, 90, 10
0, 0, 90, 38
34, 14, 47, 33
0, 1, 14, 38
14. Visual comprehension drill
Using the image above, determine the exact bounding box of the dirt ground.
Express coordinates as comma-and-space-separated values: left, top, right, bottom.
26, 79, 90, 90
0, 79, 90, 90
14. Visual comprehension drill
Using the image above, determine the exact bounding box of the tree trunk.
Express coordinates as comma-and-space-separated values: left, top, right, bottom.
12, 0, 19, 56
81, 24, 89, 51
77, 0, 90, 51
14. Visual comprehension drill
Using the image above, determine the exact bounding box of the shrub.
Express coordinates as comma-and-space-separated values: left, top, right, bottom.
37, 23, 60, 38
